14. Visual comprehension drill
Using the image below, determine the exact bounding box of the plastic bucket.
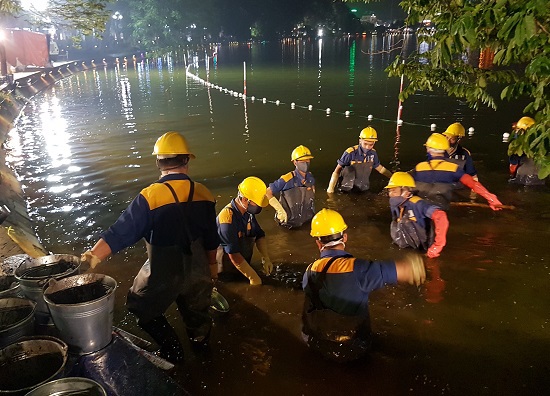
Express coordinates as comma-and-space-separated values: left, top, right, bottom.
0, 336, 68, 395
14, 254, 80, 323
43, 273, 117, 354
0, 298, 36, 349
24, 377, 107, 396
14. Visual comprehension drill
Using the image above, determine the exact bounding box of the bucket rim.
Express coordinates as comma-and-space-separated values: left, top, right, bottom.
43, 274, 117, 308
0, 336, 68, 394
0, 297, 36, 332
23, 377, 107, 396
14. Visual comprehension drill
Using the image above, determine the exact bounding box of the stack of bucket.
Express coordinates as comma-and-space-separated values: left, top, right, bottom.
0, 254, 116, 395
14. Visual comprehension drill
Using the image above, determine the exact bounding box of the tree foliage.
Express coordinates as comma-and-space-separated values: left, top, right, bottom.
382, 0, 550, 178
1, 0, 110, 38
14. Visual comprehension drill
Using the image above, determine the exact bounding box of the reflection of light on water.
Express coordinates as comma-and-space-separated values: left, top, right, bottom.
38, 97, 71, 168
317, 39, 323, 103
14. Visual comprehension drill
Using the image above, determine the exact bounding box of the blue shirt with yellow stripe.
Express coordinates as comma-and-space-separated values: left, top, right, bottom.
268, 169, 315, 194
302, 250, 397, 317
337, 145, 381, 168
390, 196, 439, 229
449, 145, 477, 176
411, 158, 465, 184
217, 198, 266, 255
101, 173, 219, 254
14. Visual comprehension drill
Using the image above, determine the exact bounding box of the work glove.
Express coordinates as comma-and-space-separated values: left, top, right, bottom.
81, 250, 101, 269
460, 175, 503, 211
261, 257, 273, 275
268, 196, 288, 223
233, 259, 262, 285
255, 237, 273, 275
404, 253, 426, 286
378, 166, 392, 178
327, 171, 339, 194
427, 210, 449, 258
509, 164, 518, 178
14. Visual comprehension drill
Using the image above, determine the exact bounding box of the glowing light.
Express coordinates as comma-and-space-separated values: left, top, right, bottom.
21, 0, 49, 12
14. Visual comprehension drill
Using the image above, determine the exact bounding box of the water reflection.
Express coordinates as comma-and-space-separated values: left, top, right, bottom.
4, 38, 550, 395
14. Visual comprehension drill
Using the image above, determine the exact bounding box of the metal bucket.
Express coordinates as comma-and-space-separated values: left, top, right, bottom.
43, 273, 117, 354
24, 377, 107, 396
0, 336, 68, 395
0, 255, 32, 299
14, 254, 80, 323
0, 298, 36, 349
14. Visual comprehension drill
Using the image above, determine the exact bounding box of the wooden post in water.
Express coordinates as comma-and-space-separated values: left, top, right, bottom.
243, 61, 247, 95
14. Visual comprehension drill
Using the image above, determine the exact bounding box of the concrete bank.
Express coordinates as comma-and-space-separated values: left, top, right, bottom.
0, 58, 129, 263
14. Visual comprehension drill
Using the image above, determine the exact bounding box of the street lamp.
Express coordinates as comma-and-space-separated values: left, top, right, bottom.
112, 11, 123, 40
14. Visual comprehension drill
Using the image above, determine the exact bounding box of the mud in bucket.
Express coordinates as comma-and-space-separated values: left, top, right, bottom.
0, 336, 68, 395
0, 298, 36, 349
14, 254, 80, 325
43, 274, 117, 354
24, 377, 107, 396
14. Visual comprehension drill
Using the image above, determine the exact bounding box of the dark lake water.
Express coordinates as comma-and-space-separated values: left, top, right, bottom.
5, 35, 550, 395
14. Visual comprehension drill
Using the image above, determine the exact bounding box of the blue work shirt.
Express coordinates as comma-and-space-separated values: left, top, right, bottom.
217, 199, 266, 255
269, 169, 315, 194
449, 144, 477, 176
100, 173, 219, 254
411, 158, 465, 184
337, 145, 381, 168
390, 196, 440, 229
303, 250, 397, 317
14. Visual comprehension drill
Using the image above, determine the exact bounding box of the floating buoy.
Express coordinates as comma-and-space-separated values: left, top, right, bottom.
468, 127, 475, 136
430, 123, 437, 131
251, 96, 255, 101
368, 114, 373, 121
345, 111, 350, 117
502, 132, 510, 142
308, 105, 313, 111
262, 98, 267, 103
276, 100, 280, 105
326, 108, 331, 114
291, 102, 296, 109
397, 119, 403, 126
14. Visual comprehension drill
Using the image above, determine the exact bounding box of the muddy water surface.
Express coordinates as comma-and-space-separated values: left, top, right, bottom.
4, 37, 549, 395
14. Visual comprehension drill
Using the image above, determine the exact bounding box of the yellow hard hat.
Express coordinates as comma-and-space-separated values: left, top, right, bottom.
359, 127, 378, 141
443, 122, 465, 138
310, 209, 348, 238
424, 133, 450, 151
152, 132, 196, 159
238, 176, 269, 207
515, 116, 535, 130
291, 145, 314, 161
385, 172, 416, 189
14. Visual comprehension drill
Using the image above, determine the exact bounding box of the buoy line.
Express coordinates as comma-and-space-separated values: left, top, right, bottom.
184, 67, 433, 129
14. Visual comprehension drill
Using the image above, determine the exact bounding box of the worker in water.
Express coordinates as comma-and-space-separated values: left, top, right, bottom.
327, 126, 392, 193
302, 208, 426, 363
443, 122, 478, 181
385, 172, 449, 258
266, 145, 315, 229
411, 133, 503, 211
508, 116, 546, 186
81, 132, 219, 364
217, 176, 274, 285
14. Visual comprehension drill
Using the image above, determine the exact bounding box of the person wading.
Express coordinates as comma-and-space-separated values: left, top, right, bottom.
217, 176, 274, 284
385, 172, 449, 258
81, 131, 219, 363
327, 126, 392, 193
266, 145, 315, 229
411, 133, 503, 211
508, 116, 547, 186
302, 208, 426, 363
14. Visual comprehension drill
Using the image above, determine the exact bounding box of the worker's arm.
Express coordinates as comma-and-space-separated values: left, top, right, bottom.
227, 252, 261, 285
375, 164, 392, 178
395, 253, 426, 286
427, 209, 449, 258
81, 238, 112, 269
459, 174, 503, 211
327, 164, 343, 193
